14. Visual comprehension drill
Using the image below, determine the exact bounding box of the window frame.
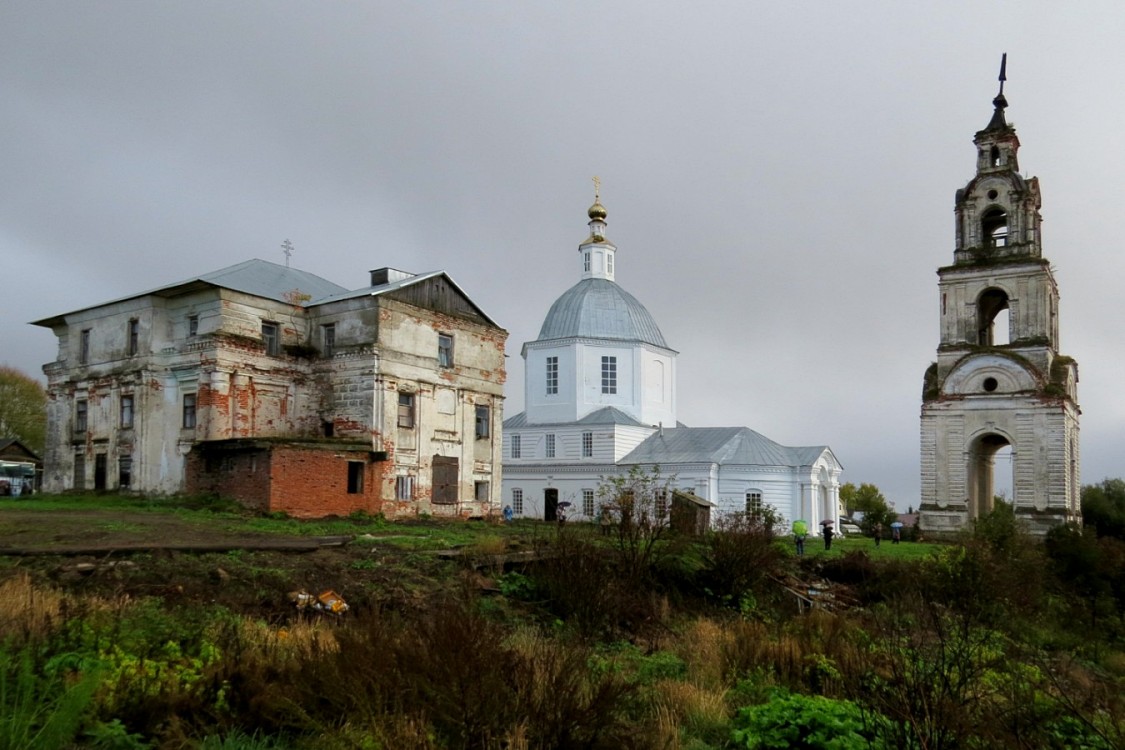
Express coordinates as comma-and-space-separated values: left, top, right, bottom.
182, 393, 197, 429
511, 434, 521, 459
75, 399, 88, 432
583, 488, 595, 517
512, 488, 524, 515
262, 321, 281, 356
322, 323, 336, 358
120, 394, 134, 429
438, 333, 454, 368
188, 315, 199, 337
582, 431, 593, 458
601, 356, 617, 394
397, 392, 415, 429
475, 404, 490, 439
545, 433, 555, 458
474, 481, 490, 503
395, 475, 414, 500
79, 329, 91, 365
127, 319, 139, 356
746, 490, 763, 517
546, 356, 558, 395
118, 456, 132, 489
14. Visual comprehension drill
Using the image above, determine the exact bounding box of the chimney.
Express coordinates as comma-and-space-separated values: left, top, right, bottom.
369, 267, 414, 286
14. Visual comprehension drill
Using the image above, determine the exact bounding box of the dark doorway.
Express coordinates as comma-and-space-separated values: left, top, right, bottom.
432, 455, 459, 505
967, 433, 1012, 519
94, 454, 107, 491
544, 488, 558, 522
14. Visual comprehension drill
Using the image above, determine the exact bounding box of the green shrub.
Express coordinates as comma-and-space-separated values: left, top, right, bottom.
731, 689, 875, 749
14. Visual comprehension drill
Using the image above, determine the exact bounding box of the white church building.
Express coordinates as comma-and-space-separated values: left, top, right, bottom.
502, 196, 843, 528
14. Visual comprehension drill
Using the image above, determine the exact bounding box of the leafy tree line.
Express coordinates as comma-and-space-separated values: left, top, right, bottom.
0, 366, 46, 454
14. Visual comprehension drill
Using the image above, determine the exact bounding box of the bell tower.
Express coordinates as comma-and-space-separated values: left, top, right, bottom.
920, 56, 1080, 536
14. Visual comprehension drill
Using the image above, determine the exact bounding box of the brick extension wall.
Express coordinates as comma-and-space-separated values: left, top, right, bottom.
186, 440, 386, 518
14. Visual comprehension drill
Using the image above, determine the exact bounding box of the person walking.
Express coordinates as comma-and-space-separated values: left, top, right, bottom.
873, 523, 883, 547
794, 532, 806, 556
823, 525, 834, 551
892, 526, 901, 544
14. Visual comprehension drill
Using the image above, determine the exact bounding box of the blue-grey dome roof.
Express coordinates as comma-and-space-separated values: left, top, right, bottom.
536, 278, 668, 348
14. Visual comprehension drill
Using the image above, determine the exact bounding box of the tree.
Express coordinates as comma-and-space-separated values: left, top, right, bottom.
0, 366, 46, 454
839, 482, 897, 534
1081, 479, 1125, 539
598, 465, 676, 583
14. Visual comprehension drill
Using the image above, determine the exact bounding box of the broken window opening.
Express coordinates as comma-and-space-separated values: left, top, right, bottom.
981, 208, 1008, 247
438, 333, 454, 368
322, 323, 336, 358
977, 288, 1010, 346
397, 392, 415, 429
118, 456, 132, 489
262, 322, 280, 356
475, 405, 490, 439
347, 461, 364, 494
127, 319, 139, 356
990, 146, 1001, 167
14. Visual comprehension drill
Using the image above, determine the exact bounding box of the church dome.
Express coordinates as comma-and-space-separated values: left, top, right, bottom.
536, 278, 669, 348
588, 201, 607, 221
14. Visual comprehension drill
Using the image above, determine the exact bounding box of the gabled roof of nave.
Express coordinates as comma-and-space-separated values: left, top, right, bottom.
504, 406, 646, 429
33, 259, 500, 328
623, 426, 836, 469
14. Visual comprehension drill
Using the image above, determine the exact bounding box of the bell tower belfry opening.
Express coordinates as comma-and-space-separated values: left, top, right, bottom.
920, 56, 1081, 536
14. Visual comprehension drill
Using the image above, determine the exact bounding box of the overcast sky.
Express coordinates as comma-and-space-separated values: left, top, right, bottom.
2, 2, 1123, 509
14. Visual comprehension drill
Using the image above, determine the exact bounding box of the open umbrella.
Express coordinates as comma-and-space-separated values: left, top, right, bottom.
557, 501, 573, 509
890, 521, 904, 529
820, 519, 835, 526
792, 520, 808, 536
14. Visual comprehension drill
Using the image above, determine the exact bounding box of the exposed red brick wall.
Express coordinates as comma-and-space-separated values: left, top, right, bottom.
268, 447, 386, 518
184, 448, 271, 512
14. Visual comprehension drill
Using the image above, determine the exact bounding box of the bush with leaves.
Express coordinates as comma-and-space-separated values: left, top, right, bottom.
731, 688, 876, 750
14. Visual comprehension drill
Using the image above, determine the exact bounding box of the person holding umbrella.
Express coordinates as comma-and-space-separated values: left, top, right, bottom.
821, 519, 835, 550
890, 521, 904, 544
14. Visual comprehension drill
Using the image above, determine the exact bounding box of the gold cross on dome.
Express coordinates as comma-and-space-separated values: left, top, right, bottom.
592, 175, 601, 201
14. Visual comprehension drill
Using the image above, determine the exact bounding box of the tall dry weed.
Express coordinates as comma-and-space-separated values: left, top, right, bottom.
0, 572, 66, 643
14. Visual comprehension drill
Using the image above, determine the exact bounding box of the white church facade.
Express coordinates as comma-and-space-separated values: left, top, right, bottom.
502, 195, 842, 527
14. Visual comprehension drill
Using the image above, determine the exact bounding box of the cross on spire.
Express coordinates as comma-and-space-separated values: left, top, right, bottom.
592, 175, 601, 202
281, 239, 294, 268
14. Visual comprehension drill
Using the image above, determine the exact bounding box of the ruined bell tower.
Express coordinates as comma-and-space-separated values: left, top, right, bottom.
919, 57, 1080, 536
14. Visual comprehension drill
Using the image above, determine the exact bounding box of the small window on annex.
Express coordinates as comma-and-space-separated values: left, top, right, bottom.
395, 475, 414, 500
182, 393, 197, 429
398, 392, 415, 428
746, 491, 763, 517
322, 323, 336, 358
582, 431, 593, 458
512, 488, 524, 514
438, 333, 454, 368
127, 319, 139, 356
347, 461, 364, 494
188, 315, 199, 337
475, 405, 490, 439
475, 481, 490, 502
75, 400, 88, 432
546, 356, 558, 395
545, 433, 555, 458
120, 395, 134, 429
262, 322, 281, 356
583, 489, 595, 517
510, 434, 521, 459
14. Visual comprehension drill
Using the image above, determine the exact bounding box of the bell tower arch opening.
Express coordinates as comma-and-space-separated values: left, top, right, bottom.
967, 433, 1012, 520
977, 288, 1010, 346
981, 207, 1008, 247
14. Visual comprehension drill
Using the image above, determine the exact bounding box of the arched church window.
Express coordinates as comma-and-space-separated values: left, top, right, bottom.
981, 208, 1008, 247
990, 146, 1001, 167
977, 288, 1010, 346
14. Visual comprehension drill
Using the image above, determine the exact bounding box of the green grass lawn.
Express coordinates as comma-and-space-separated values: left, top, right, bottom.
798, 533, 944, 560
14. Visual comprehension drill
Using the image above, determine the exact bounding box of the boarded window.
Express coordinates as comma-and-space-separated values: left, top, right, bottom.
432, 455, 458, 505
73, 453, 85, 490
395, 475, 414, 500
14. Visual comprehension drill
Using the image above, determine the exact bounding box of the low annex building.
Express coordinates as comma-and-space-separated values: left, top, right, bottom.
502, 195, 842, 527
33, 261, 507, 518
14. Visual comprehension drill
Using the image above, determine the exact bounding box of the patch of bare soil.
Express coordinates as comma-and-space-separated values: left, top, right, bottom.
0, 508, 453, 619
